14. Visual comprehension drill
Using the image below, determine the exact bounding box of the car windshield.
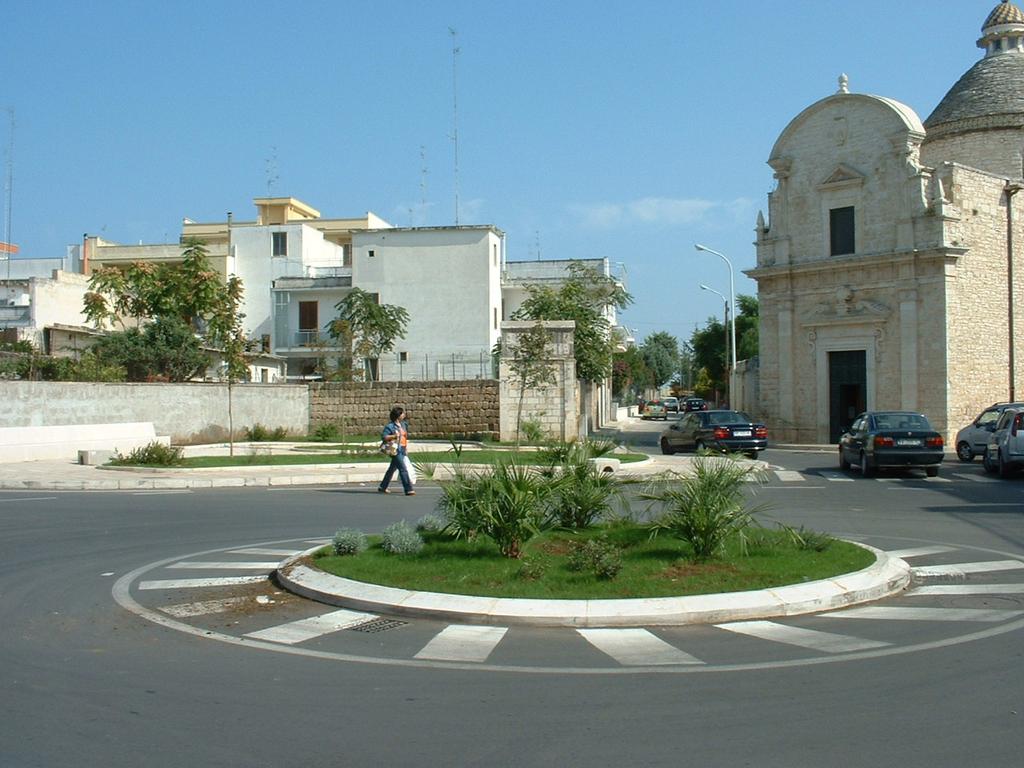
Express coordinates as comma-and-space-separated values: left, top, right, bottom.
707, 411, 750, 425
873, 413, 931, 430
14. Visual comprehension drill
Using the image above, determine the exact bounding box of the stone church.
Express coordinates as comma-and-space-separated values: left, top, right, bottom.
749, 0, 1024, 443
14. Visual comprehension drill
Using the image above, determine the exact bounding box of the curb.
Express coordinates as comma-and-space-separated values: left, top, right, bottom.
276, 543, 910, 628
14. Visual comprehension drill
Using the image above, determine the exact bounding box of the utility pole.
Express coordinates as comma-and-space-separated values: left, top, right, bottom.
448, 27, 461, 226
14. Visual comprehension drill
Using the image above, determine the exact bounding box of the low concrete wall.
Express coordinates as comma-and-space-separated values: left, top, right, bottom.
0, 381, 309, 444
311, 380, 499, 438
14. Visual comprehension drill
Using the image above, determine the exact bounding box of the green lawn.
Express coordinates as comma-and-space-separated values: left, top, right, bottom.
313, 524, 875, 599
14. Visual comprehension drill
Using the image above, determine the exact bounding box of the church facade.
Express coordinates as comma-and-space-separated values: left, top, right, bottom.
748, 1, 1024, 444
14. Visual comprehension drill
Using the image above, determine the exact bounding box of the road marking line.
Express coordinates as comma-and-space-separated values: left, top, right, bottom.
954, 473, 1000, 483
160, 597, 252, 617
139, 575, 268, 590
244, 609, 378, 644
773, 470, 805, 482
227, 548, 301, 557
715, 620, 889, 653
577, 628, 703, 666
414, 625, 509, 662
0, 496, 57, 503
885, 546, 956, 559
906, 584, 1024, 596
912, 560, 1024, 577
167, 561, 282, 570
819, 471, 854, 482
821, 606, 1023, 622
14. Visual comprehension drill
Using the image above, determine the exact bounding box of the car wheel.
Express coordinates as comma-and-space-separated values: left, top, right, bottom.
925, 466, 939, 478
999, 451, 1013, 479
860, 452, 875, 478
839, 448, 850, 470
744, 450, 758, 459
983, 452, 997, 474
660, 438, 675, 456
956, 442, 974, 462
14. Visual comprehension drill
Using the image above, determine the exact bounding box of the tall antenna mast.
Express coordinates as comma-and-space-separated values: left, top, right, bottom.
264, 146, 279, 195
448, 27, 461, 226
419, 144, 428, 224
3, 108, 13, 281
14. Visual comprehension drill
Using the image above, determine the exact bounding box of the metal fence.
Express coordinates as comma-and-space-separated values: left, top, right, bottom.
378, 350, 497, 382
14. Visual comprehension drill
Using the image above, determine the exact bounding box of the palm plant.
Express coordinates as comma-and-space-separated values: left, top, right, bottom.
545, 441, 628, 529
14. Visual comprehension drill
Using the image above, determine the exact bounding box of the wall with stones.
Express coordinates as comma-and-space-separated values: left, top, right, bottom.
310, 380, 499, 439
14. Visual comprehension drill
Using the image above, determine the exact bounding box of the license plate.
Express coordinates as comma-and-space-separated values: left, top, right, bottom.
897, 438, 921, 446
734, 430, 751, 437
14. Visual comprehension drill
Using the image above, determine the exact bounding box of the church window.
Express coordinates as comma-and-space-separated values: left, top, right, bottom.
830, 207, 855, 256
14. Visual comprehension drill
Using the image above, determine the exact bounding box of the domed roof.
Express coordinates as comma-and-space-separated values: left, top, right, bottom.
984, 1, 1024, 28
924, 50, 1024, 134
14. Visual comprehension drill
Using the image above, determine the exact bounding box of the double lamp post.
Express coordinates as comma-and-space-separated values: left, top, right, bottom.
694, 243, 737, 407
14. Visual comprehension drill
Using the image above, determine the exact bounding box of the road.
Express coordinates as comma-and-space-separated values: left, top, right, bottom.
1, 433, 1022, 767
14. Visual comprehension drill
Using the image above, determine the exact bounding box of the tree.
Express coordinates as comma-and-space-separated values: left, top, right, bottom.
328, 288, 410, 381
688, 294, 759, 400
640, 331, 680, 388
501, 321, 557, 447
90, 317, 207, 382
512, 261, 632, 383
612, 346, 652, 400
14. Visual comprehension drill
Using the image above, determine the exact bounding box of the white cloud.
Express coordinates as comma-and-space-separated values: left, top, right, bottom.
569, 196, 720, 229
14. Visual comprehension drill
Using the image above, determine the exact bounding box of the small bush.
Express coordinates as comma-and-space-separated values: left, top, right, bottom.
415, 514, 445, 533
313, 422, 342, 441
519, 418, 545, 445
244, 424, 288, 441
516, 557, 547, 581
381, 521, 424, 555
332, 528, 368, 556
567, 537, 623, 579
109, 441, 183, 466
784, 525, 834, 552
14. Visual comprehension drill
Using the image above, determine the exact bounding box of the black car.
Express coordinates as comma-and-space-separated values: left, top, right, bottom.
838, 411, 944, 478
682, 397, 708, 413
660, 409, 768, 457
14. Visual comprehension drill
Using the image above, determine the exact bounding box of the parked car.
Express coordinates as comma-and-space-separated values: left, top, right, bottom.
838, 411, 944, 477
982, 407, 1024, 477
682, 397, 708, 413
642, 400, 667, 420
954, 402, 1024, 461
662, 396, 679, 414
660, 409, 768, 457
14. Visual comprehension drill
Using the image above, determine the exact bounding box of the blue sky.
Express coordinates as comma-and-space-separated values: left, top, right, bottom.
0, 1, 999, 344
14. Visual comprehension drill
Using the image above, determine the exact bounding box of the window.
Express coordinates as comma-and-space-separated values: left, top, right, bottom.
493, 307, 498, 329
272, 231, 288, 257
368, 249, 375, 258
298, 301, 318, 331
399, 351, 408, 363
829, 206, 855, 255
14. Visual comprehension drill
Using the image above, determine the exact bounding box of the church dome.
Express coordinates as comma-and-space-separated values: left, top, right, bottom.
984, 0, 1024, 28
923, 52, 1024, 136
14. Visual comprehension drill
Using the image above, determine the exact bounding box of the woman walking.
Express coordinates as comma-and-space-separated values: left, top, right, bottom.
378, 406, 414, 496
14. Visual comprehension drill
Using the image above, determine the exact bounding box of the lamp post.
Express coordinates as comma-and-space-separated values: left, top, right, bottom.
695, 244, 737, 407
700, 283, 730, 406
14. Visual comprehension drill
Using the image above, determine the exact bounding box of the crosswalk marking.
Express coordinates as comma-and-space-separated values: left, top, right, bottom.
577, 628, 703, 666
885, 546, 956, 559
954, 473, 1000, 483
244, 609, 377, 644
161, 597, 253, 617
819, 471, 854, 482
912, 560, 1024, 577
167, 561, 282, 570
906, 584, 1024, 596
227, 548, 301, 557
821, 606, 1023, 622
715, 620, 889, 653
139, 575, 268, 590
773, 470, 805, 482
414, 625, 508, 662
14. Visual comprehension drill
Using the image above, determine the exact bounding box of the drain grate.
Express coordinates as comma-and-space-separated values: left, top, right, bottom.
349, 618, 408, 633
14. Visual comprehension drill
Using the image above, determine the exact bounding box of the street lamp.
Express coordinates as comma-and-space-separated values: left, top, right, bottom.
695, 244, 737, 406
700, 283, 730, 406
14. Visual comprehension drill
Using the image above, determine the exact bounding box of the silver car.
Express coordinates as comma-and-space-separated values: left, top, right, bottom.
983, 407, 1024, 477
955, 402, 1024, 461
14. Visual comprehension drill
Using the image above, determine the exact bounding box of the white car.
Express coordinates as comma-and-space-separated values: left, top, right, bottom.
983, 407, 1024, 477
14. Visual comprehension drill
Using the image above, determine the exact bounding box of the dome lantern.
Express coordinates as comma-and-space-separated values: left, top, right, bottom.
978, 1, 1024, 56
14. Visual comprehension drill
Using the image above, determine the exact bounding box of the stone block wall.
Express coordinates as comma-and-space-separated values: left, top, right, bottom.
310, 380, 499, 438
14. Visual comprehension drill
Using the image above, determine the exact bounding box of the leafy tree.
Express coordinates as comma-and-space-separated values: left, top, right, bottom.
501, 321, 557, 447
640, 331, 680, 387
612, 346, 652, 400
688, 294, 759, 399
512, 261, 632, 383
735, 294, 759, 361
90, 317, 206, 382
327, 288, 410, 381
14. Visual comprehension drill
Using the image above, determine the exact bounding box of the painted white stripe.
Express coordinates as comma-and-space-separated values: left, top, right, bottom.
414, 625, 509, 662
773, 470, 804, 482
907, 584, 1024, 596
167, 561, 281, 570
822, 606, 1022, 622
913, 560, 1024, 577
715, 620, 889, 653
577, 628, 703, 666
820, 471, 854, 482
955, 473, 1000, 483
244, 609, 377, 644
227, 548, 301, 557
161, 597, 252, 617
885, 546, 956, 559
139, 575, 268, 590
0, 496, 57, 503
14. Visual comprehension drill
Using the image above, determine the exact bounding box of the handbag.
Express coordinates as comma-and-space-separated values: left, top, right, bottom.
380, 440, 398, 456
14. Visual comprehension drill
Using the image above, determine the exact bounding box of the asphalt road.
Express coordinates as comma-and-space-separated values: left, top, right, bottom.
1, 442, 1023, 767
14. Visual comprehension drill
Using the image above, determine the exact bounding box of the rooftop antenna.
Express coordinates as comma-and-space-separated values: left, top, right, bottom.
264, 146, 279, 195
3, 108, 13, 281
534, 230, 542, 260
419, 144, 428, 225
448, 27, 461, 226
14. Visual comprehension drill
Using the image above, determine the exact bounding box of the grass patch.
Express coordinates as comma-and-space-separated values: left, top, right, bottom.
312, 524, 874, 599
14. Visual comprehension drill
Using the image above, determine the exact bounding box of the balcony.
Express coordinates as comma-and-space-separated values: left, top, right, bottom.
0, 307, 30, 324
290, 330, 342, 348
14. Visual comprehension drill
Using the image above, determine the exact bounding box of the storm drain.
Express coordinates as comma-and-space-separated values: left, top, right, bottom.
349, 618, 408, 633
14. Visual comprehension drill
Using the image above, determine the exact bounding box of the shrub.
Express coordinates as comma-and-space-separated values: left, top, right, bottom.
244, 423, 288, 441
312, 422, 342, 441
332, 528, 368, 556
644, 457, 766, 561
545, 441, 626, 529
516, 557, 547, 581
415, 514, 445, 533
782, 524, 834, 552
567, 537, 623, 579
519, 418, 545, 445
109, 441, 184, 466
381, 521, 424, 555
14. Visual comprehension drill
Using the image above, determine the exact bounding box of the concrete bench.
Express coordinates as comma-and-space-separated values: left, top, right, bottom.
0, 422, 170, 463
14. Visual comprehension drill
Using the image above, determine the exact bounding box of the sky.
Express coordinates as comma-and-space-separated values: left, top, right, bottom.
0, 0, 1002, 345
